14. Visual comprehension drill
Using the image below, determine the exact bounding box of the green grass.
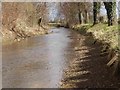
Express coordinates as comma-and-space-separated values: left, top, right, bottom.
88, 24, 118, 50
72, 23, 119, 52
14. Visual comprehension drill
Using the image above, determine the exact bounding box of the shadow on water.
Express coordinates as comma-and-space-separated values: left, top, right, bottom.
2, 28, 79, 88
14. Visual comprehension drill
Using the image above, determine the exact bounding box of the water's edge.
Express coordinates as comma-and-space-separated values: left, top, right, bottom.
2, 28, 79, 88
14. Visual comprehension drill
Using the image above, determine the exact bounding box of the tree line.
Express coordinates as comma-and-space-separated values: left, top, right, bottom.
2, 1, 119, 30
59, 1, 118, 27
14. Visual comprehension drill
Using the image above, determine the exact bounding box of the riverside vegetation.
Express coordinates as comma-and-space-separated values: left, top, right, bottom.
1, 2, 49, 45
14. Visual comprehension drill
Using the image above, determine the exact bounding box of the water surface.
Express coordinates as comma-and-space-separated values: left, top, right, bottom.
2, 28, 79, 88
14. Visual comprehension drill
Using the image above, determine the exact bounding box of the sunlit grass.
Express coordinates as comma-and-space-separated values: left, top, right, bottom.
72, 23, 119, 51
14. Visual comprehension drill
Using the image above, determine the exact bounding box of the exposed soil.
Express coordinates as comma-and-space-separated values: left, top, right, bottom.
2, 25, 50, 45
60, 31, 120, 88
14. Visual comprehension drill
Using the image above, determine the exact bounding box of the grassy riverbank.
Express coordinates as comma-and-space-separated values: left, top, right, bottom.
73, 24, 119, 74
60, 23, 120, 88
73, 24, 119, 50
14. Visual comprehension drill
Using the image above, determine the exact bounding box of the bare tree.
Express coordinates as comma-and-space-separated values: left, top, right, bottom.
60, 2, 78, 26
60, 2, 92, 26
35, 2, 48, 25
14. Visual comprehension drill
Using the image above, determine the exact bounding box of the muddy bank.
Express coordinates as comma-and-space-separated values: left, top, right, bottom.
60, 27, 120, 88
2, 24, 50, 45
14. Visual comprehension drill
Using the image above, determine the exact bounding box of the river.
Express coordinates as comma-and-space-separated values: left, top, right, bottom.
2, 28, 80, 88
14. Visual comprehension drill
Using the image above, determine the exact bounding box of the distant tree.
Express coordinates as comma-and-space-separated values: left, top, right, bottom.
60, 2, 92, 26
60, 2, 78, 26
35, 2, 48, 25
93, 2, 101, 25
77, 3, 82, 24
82, 2, 92, 24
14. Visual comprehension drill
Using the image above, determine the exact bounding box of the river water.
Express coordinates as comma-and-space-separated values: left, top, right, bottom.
2, 28, 79, 88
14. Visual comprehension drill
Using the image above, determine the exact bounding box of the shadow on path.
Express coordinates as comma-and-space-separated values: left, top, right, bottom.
61, 31, 120, 88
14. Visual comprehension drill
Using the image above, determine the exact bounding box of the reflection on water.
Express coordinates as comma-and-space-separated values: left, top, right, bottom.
2, 28, 78, 88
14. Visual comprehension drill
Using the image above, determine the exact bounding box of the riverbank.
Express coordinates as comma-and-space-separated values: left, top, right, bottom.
60, 24, 120, 88
72, 24, 119, 74
2, 24, 51, 45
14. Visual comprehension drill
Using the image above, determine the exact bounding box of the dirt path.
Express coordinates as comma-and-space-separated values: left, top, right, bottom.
60, 31, 120, 88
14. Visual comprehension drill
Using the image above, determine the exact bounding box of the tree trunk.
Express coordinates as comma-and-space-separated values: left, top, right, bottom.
104, 2, 116, 26
93, 2, 101, 25
84, 10, 89, 23
78, 3, 82, 24
78, 11, 82, 24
